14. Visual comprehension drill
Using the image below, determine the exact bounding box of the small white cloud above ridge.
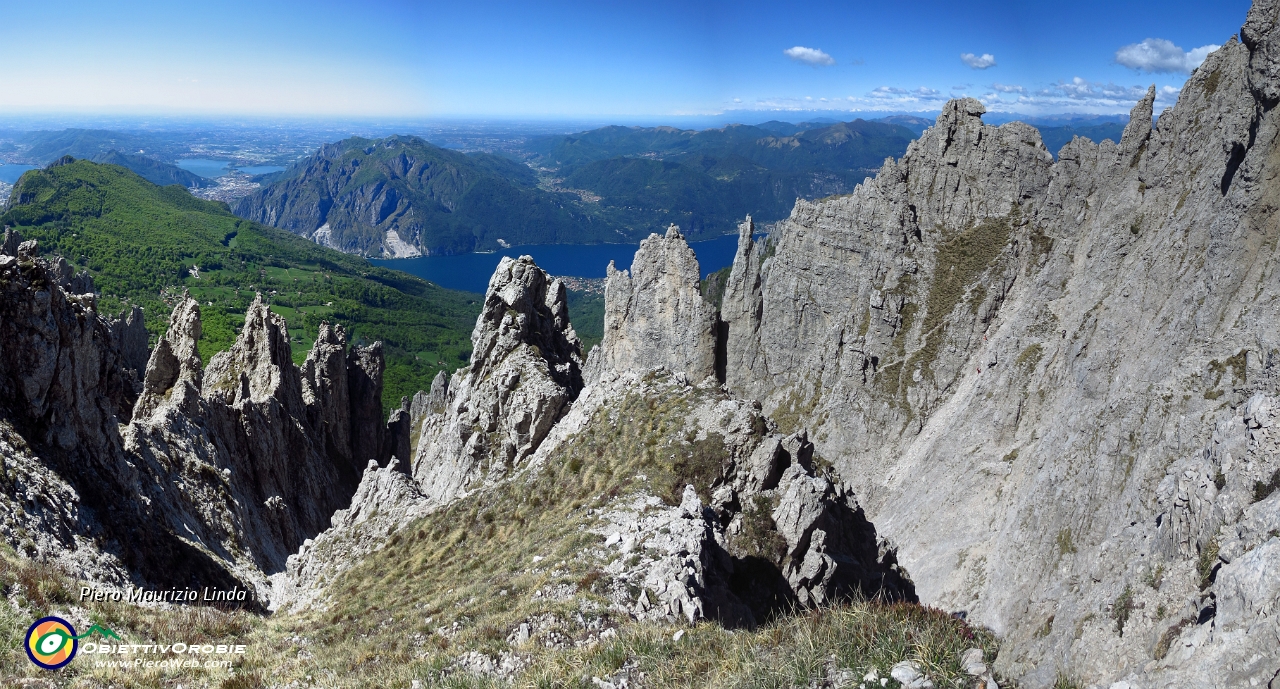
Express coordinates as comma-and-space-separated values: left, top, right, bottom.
991, 83, 1025, 94
961, 53, 996, 69
784, 46, 836, 66
1115, 38, 1220, 74
869, 86, 942, 100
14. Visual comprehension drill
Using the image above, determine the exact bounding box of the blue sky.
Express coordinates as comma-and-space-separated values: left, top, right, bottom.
0, 0, 1253, 118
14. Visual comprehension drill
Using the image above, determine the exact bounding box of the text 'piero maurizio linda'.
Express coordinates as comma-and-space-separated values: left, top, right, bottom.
79, 586, 249, 603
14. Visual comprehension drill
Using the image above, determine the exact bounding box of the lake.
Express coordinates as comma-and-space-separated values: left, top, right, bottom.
176, 160, 285, 178
0, 163, 38, 184
371, 233, 749, 294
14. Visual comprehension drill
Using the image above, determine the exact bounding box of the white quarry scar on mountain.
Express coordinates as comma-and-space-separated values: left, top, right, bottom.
383, 229, 422, 258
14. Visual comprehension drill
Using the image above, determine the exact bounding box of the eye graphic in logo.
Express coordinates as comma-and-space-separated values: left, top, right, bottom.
26, 617, 78, 669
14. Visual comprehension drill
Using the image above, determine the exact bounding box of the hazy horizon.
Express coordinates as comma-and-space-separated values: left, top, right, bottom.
0, 0, 1249, 119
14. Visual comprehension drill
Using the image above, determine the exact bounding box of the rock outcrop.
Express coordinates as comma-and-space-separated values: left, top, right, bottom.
555, 370, 914, 628
0, 231, 138, 584
108, 304, 149, 384
0, 230, 390, 601
587, 225, 719, 383
714, 5, 1280, 685
412, 256, 584, 504
270, 458, 429, 612
274, 245, 911, 629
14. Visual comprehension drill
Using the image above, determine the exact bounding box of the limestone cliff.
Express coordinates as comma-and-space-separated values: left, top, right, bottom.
587, 225, 719, 383
0, 231, 391, 602
412, 256, 584, 504
717, 6, 1280, 686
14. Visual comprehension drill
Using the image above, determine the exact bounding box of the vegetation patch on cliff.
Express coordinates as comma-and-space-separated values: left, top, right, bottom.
923, 215, 1013, 339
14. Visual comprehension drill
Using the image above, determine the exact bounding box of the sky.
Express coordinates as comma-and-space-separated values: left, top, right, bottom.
0, 0, 1254, 119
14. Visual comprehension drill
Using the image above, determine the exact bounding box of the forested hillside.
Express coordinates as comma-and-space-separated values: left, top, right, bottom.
1, 158, 483, 407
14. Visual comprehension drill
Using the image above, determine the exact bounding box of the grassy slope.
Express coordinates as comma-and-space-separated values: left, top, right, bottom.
0, 159, 482, 409
0, 542, 998, 688
0, 381, 1003, 687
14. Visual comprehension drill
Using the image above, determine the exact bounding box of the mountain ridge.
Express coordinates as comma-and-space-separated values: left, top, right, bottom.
232, 134, 612, 257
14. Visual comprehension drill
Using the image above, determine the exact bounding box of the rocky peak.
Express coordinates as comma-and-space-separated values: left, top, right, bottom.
1119, 84, 1156, 158
589, 224, 719, 382
929, 97, 987, 162
204, 294, 303, 412
721, 217, 764, 392
471, 255, 582, 389
109, 305, 150, 382
412, 256, 583, 504
300, 321, 354, 470
1243, 0, 1280, 104
134, 296, 203, 420
0, 227, 20, 255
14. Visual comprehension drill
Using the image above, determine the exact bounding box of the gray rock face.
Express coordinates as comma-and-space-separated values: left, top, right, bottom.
382, 396, 413, 470
347, 341, 385, 466
412, 256, 583, 504
300, 321, 354, 474
0, 231, 138, 584
717, 7, 1280, 685
108, 304, 149, 383
588, 225, 718, 383
270, 458, 428, 611
0, 232, 390, 602
122, 294, 383, 595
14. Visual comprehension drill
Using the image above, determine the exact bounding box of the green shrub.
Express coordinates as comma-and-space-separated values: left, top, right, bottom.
1253, 468, 1280, 503
1112, 586, 1134, 636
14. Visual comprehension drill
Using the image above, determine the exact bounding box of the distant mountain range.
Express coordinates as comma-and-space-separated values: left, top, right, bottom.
224, 114, 1129, 258
91, 150, 213, 188
233, 119, 920, 257
4, 129, 216, 189
231, 135, 612, 256
21, 128, 162, 163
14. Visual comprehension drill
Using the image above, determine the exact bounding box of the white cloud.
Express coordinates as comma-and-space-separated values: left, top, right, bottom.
869, 86, 941, 99
991, 83, 1025, 94
784, 46, 835, 66
961, 53, 996, 69
1115, 38, 1220, 74
1041, 76, 1150, 102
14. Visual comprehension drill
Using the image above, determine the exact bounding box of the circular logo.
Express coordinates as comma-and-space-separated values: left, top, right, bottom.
25, 617, 77, 670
